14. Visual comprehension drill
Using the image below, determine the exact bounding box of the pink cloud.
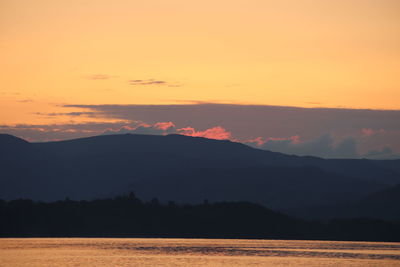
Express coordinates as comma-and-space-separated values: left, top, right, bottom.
138, 123, 152, 128
361, 128, 385, 137
177, 126, 232, 140
105, 122, 232, 140
246, 137, 265, 146
154, 121, 175, 130
246, 135, 301, 146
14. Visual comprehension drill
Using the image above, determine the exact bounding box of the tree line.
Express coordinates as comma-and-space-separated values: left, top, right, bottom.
1, 193, 399, 242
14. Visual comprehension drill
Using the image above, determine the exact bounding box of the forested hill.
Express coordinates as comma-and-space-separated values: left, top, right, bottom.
1, 195, 399, 242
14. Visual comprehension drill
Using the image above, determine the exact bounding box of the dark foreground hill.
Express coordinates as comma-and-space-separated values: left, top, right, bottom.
1, 133, 399, 218
1, 195, 399, 242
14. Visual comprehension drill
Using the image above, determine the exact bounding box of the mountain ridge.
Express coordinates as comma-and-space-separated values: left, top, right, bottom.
1, 133, 399, 217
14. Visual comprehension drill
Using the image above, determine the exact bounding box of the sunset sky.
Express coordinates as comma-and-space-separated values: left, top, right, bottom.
1, 0, 399, 158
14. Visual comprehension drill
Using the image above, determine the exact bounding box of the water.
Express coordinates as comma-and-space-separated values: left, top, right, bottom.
1, 238, 400, 267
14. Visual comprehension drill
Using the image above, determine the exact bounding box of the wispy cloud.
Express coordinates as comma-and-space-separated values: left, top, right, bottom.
85, 74, 115, 80
361, 128, 385, 137
128, 79, 181, 87
103, 122, 175, 136
34, 112, 98, 117
17, 99, 34, 103
176, 126, 231, 140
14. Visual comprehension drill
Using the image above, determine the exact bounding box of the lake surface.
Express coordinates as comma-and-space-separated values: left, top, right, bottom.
1, 238, 400, 267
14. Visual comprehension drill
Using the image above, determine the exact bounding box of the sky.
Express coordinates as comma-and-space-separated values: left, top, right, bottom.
1, 0, 399, 158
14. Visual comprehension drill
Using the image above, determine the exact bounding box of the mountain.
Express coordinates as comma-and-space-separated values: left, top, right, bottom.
338, 184, 400, 221
361, 184, 400, 205
1, 133, 399, 214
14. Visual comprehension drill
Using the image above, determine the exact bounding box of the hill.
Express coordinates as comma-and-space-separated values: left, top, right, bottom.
1, 195, 400, 242
339, 184, 400, 220
1, 133, 399, 214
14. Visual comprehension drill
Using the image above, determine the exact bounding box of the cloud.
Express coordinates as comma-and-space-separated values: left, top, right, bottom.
2, 103, 399, 159
128, 79, 181, 87
129, 79, 165, 85
154, 121, 175, 130
363, 147, 400, 160
86, 74, 114, 80
17, 99, 34, 103
103, 122, 176, 136
103, 122, 231, 140
246, 134, 359, 159
0, 122, 131, 142
60, 103, 400, 155
1, 121, 232, 143
361, 128, 385, 137
2, 118, 399, 159
176, 126, 232, 140
34, 112, 98, 117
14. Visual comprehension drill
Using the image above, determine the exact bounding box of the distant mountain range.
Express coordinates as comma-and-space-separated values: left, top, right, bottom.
338, 184, 400, 221
1, 133, 399, 219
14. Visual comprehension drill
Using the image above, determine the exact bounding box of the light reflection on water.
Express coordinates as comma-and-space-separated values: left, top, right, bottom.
1, 238, 400, 267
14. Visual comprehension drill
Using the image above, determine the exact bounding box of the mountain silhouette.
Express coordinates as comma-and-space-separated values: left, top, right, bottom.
2, 195, 400, 241
361, 184, 400, 204
336, 184, 400, 221
1, 133, 399, 215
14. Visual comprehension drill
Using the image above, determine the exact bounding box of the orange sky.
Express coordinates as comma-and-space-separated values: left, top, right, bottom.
1, 0, 400, 125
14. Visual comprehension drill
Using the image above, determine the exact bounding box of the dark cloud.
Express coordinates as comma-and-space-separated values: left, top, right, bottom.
34, 112, 98, 117
246, 134, 358, 159
128, 79, 166, 85
61, 103, 400, 139
61, 103, 400, 159
2, 103, 399, 158
363, 147, 400, 160
333, 138, 358, 158
244, 134, 356, 158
